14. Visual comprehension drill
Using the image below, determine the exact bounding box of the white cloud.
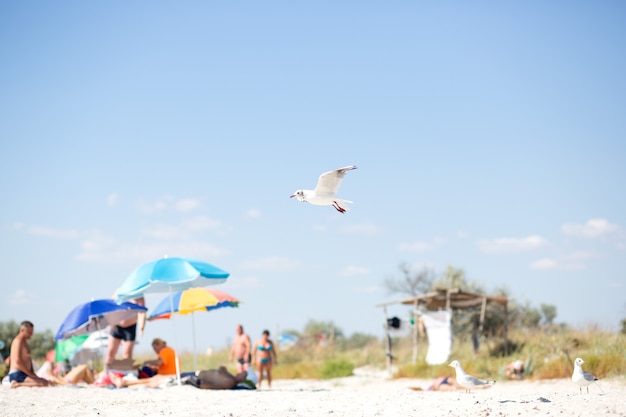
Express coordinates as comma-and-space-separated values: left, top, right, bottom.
175, 198, 201, 213
398, 241, 435, 253
561, 218, 620, 238
340, 223, 384, 235
529, 256, 586, 271
562, 251, 599, 261
476, 235, 547, 253
183, 216, 221, 231
135, 197, 171, 214
339, 265, 370, 277
530, 258, 558, 270
457, 230, 470, 239
246, 209, 262, 218
28, 225, 80, 239
107, 193, 119, 207
240, 256, 301, 272
142, 224, 188, 240
398, 237, 445, 253
76, 230, 229, 263
9, 289, 38, 305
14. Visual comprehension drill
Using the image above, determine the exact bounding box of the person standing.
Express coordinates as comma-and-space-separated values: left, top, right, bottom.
229, 324, 251, 373
105, 295, 146, 369
9, 321, 52, 388
252, 329, 277, 389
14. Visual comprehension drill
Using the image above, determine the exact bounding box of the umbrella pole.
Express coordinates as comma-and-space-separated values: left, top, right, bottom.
96, 318, 102, 372
191, 312, 197, 371
168, 286, 182, 385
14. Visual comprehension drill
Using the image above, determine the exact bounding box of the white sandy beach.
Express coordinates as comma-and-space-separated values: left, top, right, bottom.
1, 372, 624, 417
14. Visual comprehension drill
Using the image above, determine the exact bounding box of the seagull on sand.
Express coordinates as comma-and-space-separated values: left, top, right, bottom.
290, 165, 357, 213
572, 357, 598, 394
448, 360, 496, 393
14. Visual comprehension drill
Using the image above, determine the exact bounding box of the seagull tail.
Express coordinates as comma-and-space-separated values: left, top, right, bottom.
486, 380, 496, 385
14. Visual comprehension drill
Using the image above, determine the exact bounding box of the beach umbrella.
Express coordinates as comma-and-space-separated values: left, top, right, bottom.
148, 288, 240, 370
148, 288, 239, 319
55, 299, 148, 341
55, 335, 89, 363
55, 299, 147, 370
115, 257, 230, 302
115, 257, 230, 384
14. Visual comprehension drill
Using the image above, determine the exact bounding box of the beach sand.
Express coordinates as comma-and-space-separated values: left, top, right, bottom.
1, 371, 624, 417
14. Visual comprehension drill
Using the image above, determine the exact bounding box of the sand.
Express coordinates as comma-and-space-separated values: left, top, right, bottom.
1, 371, 624, 417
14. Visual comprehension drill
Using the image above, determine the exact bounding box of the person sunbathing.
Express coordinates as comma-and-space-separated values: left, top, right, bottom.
184, 366, 249, 390
427, 376, 465, 391
38, 362, 95, 385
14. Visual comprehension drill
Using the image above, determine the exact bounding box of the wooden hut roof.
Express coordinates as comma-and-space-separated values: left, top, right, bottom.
377, 287, 507, 310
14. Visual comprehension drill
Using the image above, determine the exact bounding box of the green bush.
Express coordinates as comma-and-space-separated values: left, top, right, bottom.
320, 359, 354, 379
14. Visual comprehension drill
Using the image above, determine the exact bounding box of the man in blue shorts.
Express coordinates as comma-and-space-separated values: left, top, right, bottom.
9, 321, 52, 388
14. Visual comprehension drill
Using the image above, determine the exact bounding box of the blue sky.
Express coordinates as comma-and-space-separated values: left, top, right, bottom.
1, 2, 625, 355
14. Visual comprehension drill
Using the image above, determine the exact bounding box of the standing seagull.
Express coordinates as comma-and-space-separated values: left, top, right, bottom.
448, 360, 496, 393
290, 165, 357, 213
572, 357, 598, 394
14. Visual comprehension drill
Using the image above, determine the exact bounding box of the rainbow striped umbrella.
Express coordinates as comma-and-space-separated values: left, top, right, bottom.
148, 288, 240, 370
148, 288, 239, 320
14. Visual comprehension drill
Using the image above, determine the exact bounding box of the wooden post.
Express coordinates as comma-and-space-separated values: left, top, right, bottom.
412, 300, 418, 364
503, 300, 509, 356
479, 296, 487, 333
382, 306, 392, 374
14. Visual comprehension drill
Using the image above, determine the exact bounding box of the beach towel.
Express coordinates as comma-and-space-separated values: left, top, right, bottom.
421, 310, 452, 365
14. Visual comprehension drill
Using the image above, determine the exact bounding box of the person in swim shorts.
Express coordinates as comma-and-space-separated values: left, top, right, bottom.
229, 324, 251, 373
9, 321, 53, 388
252, 329, 277, 389
105, 295, 146, 369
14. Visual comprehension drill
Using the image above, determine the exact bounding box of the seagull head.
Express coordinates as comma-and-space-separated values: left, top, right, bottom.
290, 190, 305, 202
448, 360, 460, 369
575, 358, 585, 366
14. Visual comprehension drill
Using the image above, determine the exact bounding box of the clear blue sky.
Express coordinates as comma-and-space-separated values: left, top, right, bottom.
1, 2, 624, 355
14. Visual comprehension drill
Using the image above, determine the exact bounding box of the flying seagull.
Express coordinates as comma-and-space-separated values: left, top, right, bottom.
448, 360, 496, 393
290, 165, 357, 213
572, 357, 598, 394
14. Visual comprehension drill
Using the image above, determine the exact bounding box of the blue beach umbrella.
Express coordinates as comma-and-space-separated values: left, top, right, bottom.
55, 299, 147, 370
55, 299, 148, 341
116, 257, 230, 302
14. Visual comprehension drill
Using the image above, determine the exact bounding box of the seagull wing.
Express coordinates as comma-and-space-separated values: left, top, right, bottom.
582, 371, 598, 383
462, 375, 488, 386
314, 165, 357, 196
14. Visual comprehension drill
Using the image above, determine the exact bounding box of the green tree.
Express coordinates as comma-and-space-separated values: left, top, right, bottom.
540, 304, 557, 326
519, 303, 542, 328
302, 320, 344, 345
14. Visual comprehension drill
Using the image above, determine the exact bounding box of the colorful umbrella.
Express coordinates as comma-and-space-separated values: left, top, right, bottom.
55, 335, 89, 363
148, 288, 239, 320
148, 288, 240, 371
115, 257, 230, 384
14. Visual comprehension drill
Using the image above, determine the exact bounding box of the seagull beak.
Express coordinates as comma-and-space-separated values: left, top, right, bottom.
289, 194, 296, 198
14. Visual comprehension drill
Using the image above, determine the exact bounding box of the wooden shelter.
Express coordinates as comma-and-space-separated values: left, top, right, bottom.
376, 287, 508, 372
